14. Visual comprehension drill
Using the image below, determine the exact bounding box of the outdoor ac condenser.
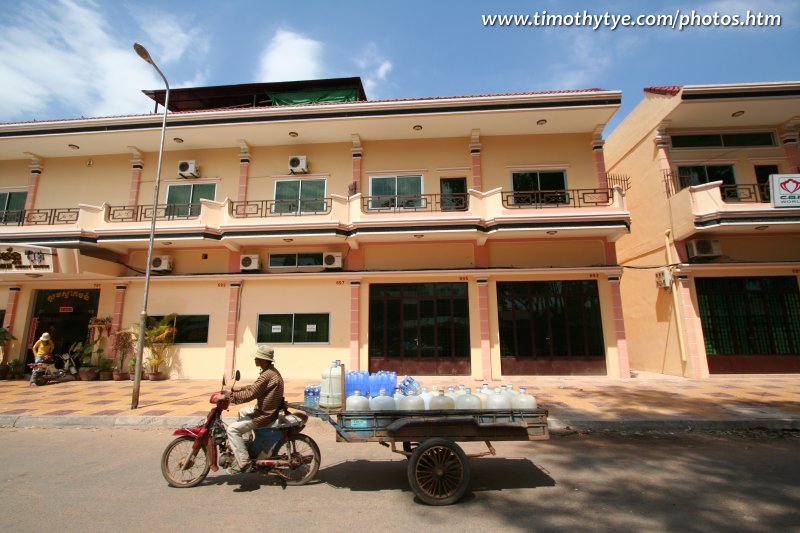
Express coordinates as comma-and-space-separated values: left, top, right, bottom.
151, 255, 173, 272
240, 254, 260, 271
686, 239, 722, 260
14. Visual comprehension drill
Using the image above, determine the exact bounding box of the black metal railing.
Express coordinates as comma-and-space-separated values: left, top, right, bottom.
108, 203, 201, 223
0, 208, 79, 226
663, 171, 770, 202
605, 173, 632, 191
361, 193, 469, 213
501, 188, 615, 209
229, 198, 333, 218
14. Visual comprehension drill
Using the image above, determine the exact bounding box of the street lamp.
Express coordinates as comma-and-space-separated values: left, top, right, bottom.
131, 42, 170, 409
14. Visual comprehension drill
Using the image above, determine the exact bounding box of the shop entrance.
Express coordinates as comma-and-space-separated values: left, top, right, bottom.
26, 289, 100, 367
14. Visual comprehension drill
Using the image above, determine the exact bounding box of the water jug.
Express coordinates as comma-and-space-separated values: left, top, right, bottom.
486, 388, 512, 410
319, 360, 343, 408
429, 389, 455, 410
399, 390, 425, 411
419, 386, 434, 409
400, 375, 421, 395
369, 389, 397, 411
512, 387, 538, 409
474, 385, 489, 408
445, 386, 457, 401
393, 387, 405, 402
455, 388, 482, 410
454, 384, 467, 396
346, 390, 370, 411
303, 384, 312, 407
312, 384, 320, 407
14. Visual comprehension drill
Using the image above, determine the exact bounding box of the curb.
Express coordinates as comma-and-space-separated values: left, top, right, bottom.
2, 414, 799, 432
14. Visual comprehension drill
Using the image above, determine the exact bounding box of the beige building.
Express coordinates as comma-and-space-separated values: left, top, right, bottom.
605, 82, 800, 377
0, 78, 632, 381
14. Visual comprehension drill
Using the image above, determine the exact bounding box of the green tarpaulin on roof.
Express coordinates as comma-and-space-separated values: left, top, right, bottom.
267, 88, 360, 106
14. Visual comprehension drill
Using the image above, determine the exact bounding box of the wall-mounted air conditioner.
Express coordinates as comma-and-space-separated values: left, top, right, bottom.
151, 255, 173, 272
323, 252, 342, 269
178, 160, 199, 178
686, 239, 722, 260
288, 155, 307, 174
240, 254, 260, 271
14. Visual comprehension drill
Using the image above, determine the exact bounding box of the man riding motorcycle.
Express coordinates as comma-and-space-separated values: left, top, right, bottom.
226, 345, 284, 473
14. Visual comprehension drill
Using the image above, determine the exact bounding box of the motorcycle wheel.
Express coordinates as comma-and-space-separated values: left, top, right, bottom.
33, 374, 47, 387
275, 434, 321, 486
161, 436, 210, 488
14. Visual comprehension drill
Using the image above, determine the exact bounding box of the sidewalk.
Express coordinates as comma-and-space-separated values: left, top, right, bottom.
0, 373, 798, 432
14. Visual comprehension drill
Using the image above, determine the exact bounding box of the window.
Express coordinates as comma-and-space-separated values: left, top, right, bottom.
677, 165, 736, 188
369, 175, 423, 209
268, 253, 323, 268
148, 315, 210, 343
274, 178, 326, 213
257, 313, 330, 343
755, 165, 779, 201
671, 132, 775, 148
511, 170, 567, 205
0, 191, 27, 224
166, 183, 215, 217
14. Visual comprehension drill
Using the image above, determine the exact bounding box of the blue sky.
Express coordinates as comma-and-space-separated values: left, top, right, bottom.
0, 0, 797, 135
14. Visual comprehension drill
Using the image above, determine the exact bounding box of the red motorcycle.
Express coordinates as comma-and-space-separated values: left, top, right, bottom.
160, 371, 321, 488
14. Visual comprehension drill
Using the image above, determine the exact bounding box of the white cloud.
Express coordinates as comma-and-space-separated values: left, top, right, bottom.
357, 44, 393, 99
133, 10, 209, 66
256, 29, 324, 82
0, 0, 208, 122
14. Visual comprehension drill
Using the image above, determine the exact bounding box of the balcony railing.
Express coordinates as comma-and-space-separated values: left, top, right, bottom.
606, 173, 631, 191
0, 208, 79, 226
108, 203, 201, 223
361, 193, 469, 213
501, 188, 614, 209
229, 198, 333, 218
664, 171, 771, 203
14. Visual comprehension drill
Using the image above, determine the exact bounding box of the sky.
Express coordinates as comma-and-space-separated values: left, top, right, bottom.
0, 0, 797, 136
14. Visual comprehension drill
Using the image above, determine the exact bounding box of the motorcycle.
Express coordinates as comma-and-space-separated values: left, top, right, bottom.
160, 370, 321, 488
30, 352, 78, 386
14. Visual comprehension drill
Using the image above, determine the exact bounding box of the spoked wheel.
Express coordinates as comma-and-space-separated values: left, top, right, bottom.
161, 436, 210, 488
274, 434, 321, 486
407, 438, 470, 506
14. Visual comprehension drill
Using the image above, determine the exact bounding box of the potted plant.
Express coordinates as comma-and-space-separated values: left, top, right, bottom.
71, 340, 101, 381
0, 327, 17, 379
112, 329, 135, 380
7, 358, 23, 379
97, 357, 114, 380
138, 315, 176, 380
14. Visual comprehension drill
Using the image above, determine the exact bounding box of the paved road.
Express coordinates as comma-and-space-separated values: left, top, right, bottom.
0, 421, 798, 532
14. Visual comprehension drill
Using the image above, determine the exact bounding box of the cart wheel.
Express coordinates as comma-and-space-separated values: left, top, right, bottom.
407, 438, 469, 506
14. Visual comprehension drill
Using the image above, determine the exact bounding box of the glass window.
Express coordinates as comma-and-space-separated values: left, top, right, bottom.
671, 134, 723, 148
268, 253, 323, 269
147, 314, 209, 343
369, 175, 423, 209
721, 132, 775, 147
671, 132, 775, 148
511, 171, 567, 205
257, 313, 330, 343
166, 183, 215, 217
0, 191, 27, 224
274, 179, 326, 213
677, 165, 736, 187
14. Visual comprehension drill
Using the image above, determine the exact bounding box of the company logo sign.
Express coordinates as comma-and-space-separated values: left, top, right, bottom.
0, 245, 54, 273
771, 174, 800, 208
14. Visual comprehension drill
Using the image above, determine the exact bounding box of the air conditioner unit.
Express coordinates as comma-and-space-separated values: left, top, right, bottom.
240, 254, 260, 271
178, 160, 199, 178
687, 239, 722, 260
288, 155, 307, 174
151, 255, 173, 272
323, 252, 342, 269
655, 269, 673, 289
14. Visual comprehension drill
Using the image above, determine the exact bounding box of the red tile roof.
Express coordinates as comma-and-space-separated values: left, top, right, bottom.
644, 86, 682, 96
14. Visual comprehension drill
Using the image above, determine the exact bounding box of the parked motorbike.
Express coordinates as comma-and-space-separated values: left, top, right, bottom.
30, 353, 78, 386
160, 371, 321, 488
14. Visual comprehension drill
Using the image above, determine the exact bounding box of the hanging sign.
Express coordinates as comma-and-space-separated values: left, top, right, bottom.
0, 244, 54, 273
771, 174, 800, 208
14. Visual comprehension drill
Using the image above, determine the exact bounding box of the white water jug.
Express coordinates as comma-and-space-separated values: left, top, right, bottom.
345, 390, 370, 411
455, 388, 482, 410
399, 390, 425, 411
474, 385, 489, 408
369, 389, 396, 411
486, 388, 512, 410
428, 389, 455, 410
512, 387, 538, 409
419, 386, 434, 409
319, 360, 343, 408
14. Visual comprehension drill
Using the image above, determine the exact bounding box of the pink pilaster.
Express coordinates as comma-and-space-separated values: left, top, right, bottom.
593, 139, 608, 189
607, 277, 630, 378
2, 287, 21, 363
347, 248, 364, 271
350, 281, 361, 370
604, 239, 618, 265
351, 152, 362, 194
25, 160, 42, 210
476, 279, 493, 381
654, 130, 674, 195
238, 147, 251, 202
108, 285, 128, 360
781, 131, 799, 173
128, 153, 144, 206
225, 282, 242, 379
228, 251, 242, 273
473, 242, 489, 268
470, 141, 483, 192
676, 275, 708, 379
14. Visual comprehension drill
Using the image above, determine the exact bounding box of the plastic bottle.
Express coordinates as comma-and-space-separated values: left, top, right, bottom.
428, 389, 455, 410
399, 390, 425, 411
445, 386, 457, 401
474, 385, 489, 408
455, 388, 482, 410
303, 385, 311, 407
346, 389, 370, 411
454, 384, 467, 396
319, 360, 343, 408
369, 388, 397, 411
400, 375, 421, 395
419, 386, 433, 410
393, 387, 405, 402
486, 388, 512, 410
512, 387, 538, 409
312, 385, 320, 407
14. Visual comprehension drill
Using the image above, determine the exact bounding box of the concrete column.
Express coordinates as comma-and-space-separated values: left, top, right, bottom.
25, 157, 42, 211
654, 129, 675, 195
676, 275, 709, 379
237, 142, 251, 202
476, 278, 493, 381
108, 285, 128, 361
780, 129, 799, 173
225, 282, 242, 379
592, 137, 608, 189
128, 150, 144, 206
2, 287, 21, 363
470, 129, 483, 191
607, 277, 630, 378
350, 281, 361, 371
351, 135, 363, 195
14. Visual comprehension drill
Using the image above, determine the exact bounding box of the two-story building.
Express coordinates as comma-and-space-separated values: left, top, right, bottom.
605, 81, 800, 377
0, 77, 631, 380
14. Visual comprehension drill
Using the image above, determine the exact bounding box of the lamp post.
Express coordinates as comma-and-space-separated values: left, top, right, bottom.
131, 42, 170, 409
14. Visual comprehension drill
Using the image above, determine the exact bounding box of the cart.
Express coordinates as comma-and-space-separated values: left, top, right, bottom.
288, 402, 549, 505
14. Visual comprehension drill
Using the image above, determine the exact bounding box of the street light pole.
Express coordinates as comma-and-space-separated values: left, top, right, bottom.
131, 43, 169, 409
